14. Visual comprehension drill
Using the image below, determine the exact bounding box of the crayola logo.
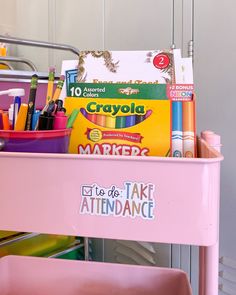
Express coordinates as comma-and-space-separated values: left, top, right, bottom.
86, 102, 145, 117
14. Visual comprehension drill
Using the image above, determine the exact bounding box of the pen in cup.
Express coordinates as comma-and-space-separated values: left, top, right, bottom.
12, 96, 21, 129
15, 104, 28, 131
25, 74, 38, 130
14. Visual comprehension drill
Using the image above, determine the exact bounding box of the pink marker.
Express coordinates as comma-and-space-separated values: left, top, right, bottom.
53, 111, 68, 130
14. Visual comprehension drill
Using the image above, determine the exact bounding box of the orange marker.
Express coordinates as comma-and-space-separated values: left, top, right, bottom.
183, 101, 195, 157
96, 115, 106, 127
2, 112, 10, 130
15, 104, 28, 131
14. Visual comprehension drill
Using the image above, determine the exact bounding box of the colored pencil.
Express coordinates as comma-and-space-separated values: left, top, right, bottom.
53, 75, 65, 101
46, 66, 55, 103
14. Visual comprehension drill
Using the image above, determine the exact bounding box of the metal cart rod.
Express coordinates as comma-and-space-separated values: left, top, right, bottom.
0, 61, 13, 70
0, 56, 37, 71
84, 237, 90, 261
48, 242, 83, 258
0, 233, 39, 247
0, 35, 80, 57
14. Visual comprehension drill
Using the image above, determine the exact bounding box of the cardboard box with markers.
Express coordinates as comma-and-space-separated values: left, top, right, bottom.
65, 83, 171, 156
64, 50, 196, 157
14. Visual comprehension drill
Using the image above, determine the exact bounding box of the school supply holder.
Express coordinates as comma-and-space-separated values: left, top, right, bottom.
0, 133, 223, 295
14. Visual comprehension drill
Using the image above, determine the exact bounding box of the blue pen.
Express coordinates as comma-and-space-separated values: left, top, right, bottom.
171, 101, 183, 157
13, 96, 21, 129
32, 110, 41, 130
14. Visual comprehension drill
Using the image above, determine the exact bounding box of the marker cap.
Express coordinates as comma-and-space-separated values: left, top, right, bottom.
55, 99, 64, 112
66, 109, 79, 128
172, 101, 183, 131
54, 111, 68, 130
183, 101, 194, 132
2, 113, 10, 130
38, 113, 54, 130
0, 112, 3, 129
201, 130, 214, 141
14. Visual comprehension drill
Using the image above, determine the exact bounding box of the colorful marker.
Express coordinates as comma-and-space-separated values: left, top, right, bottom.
135, 115, 145, 124
54, 111, 68, 130
12, 96, 21, 129
80, 108, 87, 117
46, 66, 55, 103
38, 112, 54, 130
87, 113, 97, 124
96, 115, 106, 127
2, 112, 10, 130
171, 101, 183, 157
55, 99, 64, 112
0, 111, 3, 129
106, 116, 116, 128
125, 115, 136, 127
66, 109, 79, 129
31, 110, 41, 130
115, 116, 126, 129
15, 104, 28, 131
183, 101, 195, 157
25, 74, 38, 130
53, 75, 65, 101
145, 110, 152, 119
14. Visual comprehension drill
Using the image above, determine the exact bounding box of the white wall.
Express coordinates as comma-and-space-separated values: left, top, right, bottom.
0, 0, 16, 35
0, 0, 17, 56
1, 0, 180, 72
195, 1, 236, 293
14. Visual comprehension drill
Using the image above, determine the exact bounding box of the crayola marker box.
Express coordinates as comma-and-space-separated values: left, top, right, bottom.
65, 83, 171, 157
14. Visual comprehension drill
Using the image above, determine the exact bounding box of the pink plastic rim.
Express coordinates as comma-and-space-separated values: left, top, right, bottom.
0, 129, 71, 139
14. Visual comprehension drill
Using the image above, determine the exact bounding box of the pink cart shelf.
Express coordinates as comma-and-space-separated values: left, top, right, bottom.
0, 136, 223, 295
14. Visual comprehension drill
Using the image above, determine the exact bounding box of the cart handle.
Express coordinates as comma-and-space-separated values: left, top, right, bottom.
0, 35, 80, 57
0, 61, 13, 70
0, 56, 37, 71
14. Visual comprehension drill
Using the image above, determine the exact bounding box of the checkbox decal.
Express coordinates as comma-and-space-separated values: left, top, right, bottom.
80, 182, 156, 220
81, 185, 93, 197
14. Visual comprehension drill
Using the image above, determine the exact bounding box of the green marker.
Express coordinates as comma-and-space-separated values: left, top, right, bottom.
115, 116, 126, 129
67, 109, 80, 128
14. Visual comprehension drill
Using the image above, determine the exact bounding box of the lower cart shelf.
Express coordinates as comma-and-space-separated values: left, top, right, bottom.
0, 256, 192, 295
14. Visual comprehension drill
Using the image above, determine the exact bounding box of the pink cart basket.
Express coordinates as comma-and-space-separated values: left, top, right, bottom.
0, 134, 223, 295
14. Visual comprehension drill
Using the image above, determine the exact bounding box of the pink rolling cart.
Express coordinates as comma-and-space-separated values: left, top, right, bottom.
0, 133, 223, 295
